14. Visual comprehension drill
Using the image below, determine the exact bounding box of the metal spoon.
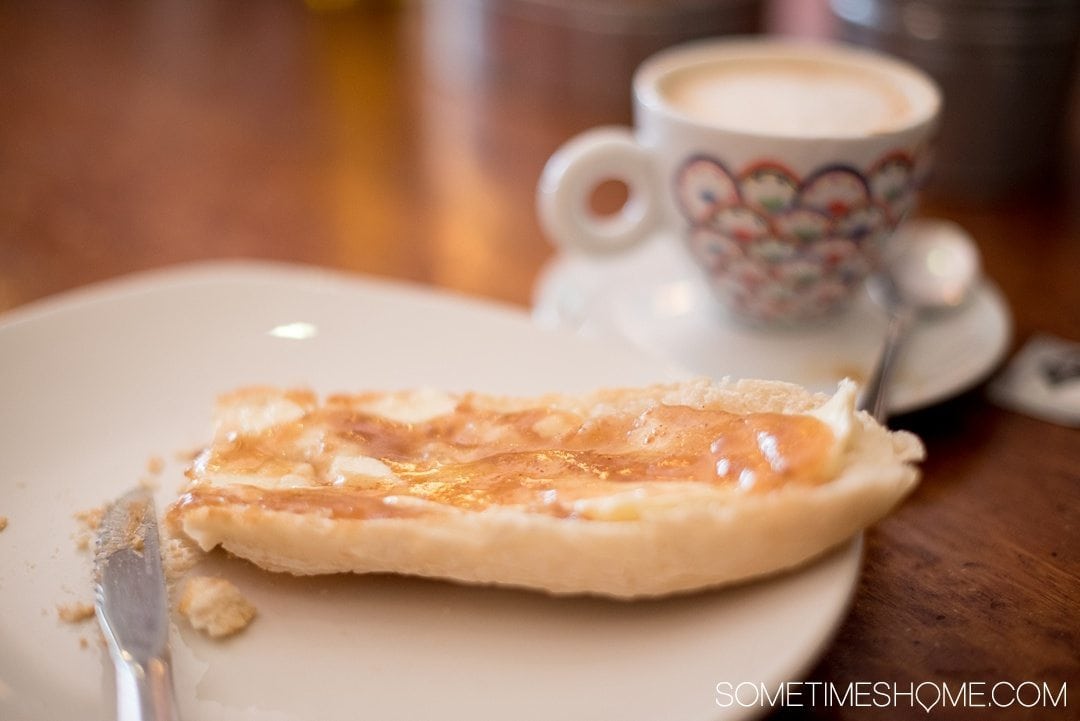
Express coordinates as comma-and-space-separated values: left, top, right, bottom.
859, 219, 981, 422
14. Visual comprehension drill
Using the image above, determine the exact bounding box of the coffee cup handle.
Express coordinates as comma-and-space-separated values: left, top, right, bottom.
536, 127, 659, 254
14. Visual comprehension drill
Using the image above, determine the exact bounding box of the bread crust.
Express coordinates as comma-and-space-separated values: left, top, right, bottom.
169, 378, 923, 598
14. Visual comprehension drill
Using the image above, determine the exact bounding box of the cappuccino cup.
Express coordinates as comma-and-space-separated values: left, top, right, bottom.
537, 39, 941, 325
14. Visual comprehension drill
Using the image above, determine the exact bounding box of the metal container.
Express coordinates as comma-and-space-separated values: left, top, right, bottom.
830, 0, 1080, 200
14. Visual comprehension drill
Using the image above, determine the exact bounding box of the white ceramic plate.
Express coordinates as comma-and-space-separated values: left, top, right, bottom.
534, 235, 1012, 415
0, 261, 860, 721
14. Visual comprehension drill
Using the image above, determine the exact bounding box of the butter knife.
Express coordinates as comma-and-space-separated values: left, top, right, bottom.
95, 487, 180, 721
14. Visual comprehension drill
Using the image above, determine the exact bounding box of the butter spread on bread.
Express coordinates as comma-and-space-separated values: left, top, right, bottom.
167, 378, 922, 598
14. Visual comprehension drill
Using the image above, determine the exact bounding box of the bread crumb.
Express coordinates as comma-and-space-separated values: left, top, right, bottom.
162, 533, 203, 582
146, 455, 165, 475
122, 499, 147, 554
78, 629, 106, 650
74, 506, 105, 529
57, 602, 96, 623
73, 506, 106, 551
178, 577, 256, 638
0, 516, 7, 532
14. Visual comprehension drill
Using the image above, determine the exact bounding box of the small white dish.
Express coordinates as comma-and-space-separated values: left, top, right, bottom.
0, 261, 859, 721
534, 234, 1012, 415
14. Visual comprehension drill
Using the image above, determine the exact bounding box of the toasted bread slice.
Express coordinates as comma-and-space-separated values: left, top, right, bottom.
166, 378, 922, 598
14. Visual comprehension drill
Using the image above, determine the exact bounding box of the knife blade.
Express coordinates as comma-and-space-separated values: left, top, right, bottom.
95, 487, 180, 721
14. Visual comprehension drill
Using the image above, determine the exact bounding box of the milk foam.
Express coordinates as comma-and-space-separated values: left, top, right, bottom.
662, 58, 916, 137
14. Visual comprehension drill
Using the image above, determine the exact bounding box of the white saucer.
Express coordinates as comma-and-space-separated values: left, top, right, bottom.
533, 234, 1013, 415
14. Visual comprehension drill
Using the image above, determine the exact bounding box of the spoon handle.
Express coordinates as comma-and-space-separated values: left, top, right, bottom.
860, 307, 916, 423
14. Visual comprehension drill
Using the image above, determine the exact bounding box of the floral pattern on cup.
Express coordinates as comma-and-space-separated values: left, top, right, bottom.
675, 149, 924, 323
675, 156, 741, 223
740, 163, 799, 214
773, 208, 832, 243
869, 152, 915, 221
688, 228, 742, 268
710, 206, 770, 242
799, 167, 871, 218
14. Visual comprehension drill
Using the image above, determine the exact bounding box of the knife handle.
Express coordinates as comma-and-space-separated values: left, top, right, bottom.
114, 655, 180, 721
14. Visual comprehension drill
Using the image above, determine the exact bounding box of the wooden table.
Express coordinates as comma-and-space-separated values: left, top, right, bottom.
2, 2, 1076, 719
